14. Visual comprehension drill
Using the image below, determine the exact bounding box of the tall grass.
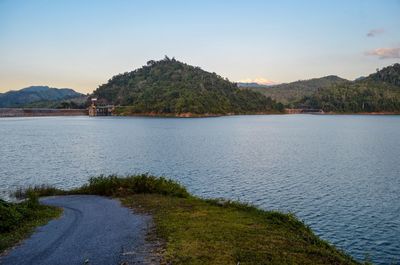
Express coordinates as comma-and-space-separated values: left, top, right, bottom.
15, 174, 190, 199
73, 174, 190, 198
14, 185, 66, 200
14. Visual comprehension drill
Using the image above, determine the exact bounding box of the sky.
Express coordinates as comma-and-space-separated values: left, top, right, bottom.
0, 0, 399, 94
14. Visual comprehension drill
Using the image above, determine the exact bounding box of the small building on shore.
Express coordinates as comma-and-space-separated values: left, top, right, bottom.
88, 98, 114, 116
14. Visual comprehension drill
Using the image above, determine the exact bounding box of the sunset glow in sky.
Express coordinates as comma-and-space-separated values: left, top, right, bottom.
0, 0, 399, 93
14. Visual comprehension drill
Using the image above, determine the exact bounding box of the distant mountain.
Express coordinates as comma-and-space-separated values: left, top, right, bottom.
244, 75, 349, 104
299, 64, 400, 112
237, 82, 270, 88
354, 76, 366, 82
0, 86, 85, 108
93, 57, 284, 115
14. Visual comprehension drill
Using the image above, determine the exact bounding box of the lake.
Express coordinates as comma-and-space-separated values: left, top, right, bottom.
0, 115, 399, 264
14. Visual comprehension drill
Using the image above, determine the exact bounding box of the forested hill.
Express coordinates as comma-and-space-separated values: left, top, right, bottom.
363, 63, 400, 86
243, 76, 349, 105
93, 57, 283, 115
299, 64, 400, 113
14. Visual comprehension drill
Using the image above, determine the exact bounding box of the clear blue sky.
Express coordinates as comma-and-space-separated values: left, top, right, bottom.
0, 0, 399, 93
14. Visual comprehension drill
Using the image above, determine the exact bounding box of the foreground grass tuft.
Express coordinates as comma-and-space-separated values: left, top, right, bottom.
71, 174, 190, 198
16, 174, 190, 199
0, 193, 61, 253
14, 185, 67, 199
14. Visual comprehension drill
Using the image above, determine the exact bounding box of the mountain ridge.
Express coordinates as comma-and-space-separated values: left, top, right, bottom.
244, 75, 349, 104
0, 86, 85, 108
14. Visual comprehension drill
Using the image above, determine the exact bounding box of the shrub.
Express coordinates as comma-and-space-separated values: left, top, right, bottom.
0, 200, 23, 233
13, 175, 189, 200
73, 174, 190, 198
0, 195, 43, 233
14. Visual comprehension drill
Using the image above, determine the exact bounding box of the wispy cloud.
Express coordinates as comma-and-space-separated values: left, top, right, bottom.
365, 47, 400, 59
366, 28, 384, 37
237, 77, 277, 85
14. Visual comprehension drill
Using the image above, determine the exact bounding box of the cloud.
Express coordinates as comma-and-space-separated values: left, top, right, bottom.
365, 47, 400, 59
237, 77, 277, 85
366, 28, 384, 37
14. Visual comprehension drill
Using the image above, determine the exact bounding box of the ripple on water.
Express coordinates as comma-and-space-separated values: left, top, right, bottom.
0, 115, 399, 264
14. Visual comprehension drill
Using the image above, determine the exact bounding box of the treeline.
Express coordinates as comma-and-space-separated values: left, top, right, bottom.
368, 63, 400, 86
93, 57, 284, 115
22, 98, 87, 109
298, 64, 400, 112
300, 83, 400, 112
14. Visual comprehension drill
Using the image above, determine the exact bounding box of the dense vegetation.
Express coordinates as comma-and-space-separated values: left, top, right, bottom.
300, 82, 400, 112
22, 97, 87, 109
368, 63, 400, 86
299, 64, 400, 112
93, 57, 284, 115
244, 63, 400, 113
0, 194, 61, 252
243, 76, 349, 105
15, 175, 364, 265
0, 86, 86, 108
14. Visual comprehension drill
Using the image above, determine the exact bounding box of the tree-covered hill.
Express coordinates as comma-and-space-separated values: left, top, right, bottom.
0, 86, 85, 108
365, 63, 400, 86
92, 57, 284, 115
243, 75, 349, 105
299, 64, 400, 113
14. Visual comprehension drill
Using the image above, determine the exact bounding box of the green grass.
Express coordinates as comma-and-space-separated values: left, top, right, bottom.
121, 194, 361, 265
13, 175, 366, 264
0, 193, 62, 253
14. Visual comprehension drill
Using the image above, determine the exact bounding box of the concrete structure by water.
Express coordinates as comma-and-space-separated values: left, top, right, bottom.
0, 108, 87, 117
88, 98, 114, 116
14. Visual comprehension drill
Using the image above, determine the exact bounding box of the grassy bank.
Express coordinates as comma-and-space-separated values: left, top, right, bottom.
12, 175, 364, 264
122, 194, 360, 265
0, 193, 61, 253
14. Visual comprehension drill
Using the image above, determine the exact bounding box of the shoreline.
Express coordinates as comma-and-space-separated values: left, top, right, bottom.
113, 111, 284, 118
114, 111, 400, 117
0, 108, 87, 118
1, 108, 399, 118
325, 111, 400, 115
2, 175, 361, 265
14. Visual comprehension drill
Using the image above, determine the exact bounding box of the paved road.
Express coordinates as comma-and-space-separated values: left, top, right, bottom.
1, 195, 154, 265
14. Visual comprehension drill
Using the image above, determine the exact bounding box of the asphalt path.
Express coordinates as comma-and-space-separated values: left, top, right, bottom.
1, 195, 153, 265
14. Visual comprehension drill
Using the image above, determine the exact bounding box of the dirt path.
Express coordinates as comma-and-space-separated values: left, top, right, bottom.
1, 195, 154, 265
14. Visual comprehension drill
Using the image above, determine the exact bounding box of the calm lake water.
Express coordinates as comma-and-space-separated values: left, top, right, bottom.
0, 115, 399, 264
